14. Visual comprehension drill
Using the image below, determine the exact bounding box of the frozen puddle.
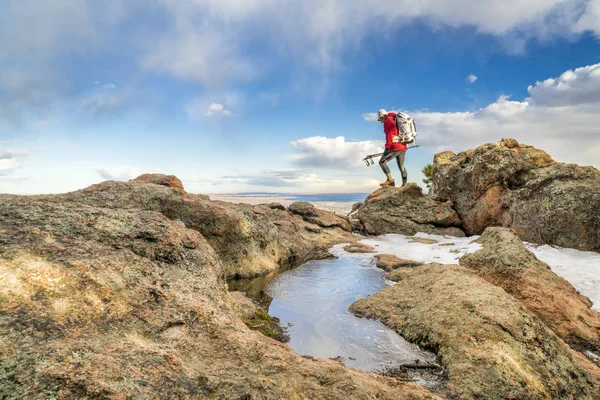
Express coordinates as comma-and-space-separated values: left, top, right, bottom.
264, 243, 436, 372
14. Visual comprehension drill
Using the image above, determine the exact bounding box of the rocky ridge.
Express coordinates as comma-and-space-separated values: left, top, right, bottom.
0, 175, 436, 399
51, 174, 354, 279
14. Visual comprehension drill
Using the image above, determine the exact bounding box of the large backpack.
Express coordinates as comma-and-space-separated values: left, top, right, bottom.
393, 112, 417, 145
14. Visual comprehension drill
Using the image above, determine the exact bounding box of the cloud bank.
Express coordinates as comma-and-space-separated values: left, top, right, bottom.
2, 0, 599, 99
96, 166, 142, 181
0, 149, 26, 176
289, 136, 384, 168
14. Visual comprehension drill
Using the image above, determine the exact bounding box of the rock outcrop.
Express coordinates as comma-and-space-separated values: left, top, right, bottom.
288, 201, 351, 231
129, 173, 186, 192
355, 183, 465, 237
50, 176, 355, 278
460, 227, 600, 353
431, 138, 600, 251
374, 254, 422, 272
0, 178, 437, 399
350, 263, 600, 399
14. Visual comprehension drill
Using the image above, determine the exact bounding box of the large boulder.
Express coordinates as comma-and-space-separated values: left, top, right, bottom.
130, 173, 186, 192
288, 202, 351, 231
460, 227, 600, 354
350, 263, 600, 399
0, 184, 437, 399
431, 138, 600, 251
356, 183, 464, 237
52, 175, 355, 278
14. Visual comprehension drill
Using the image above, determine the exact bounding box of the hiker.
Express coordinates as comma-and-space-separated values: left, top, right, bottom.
377, 109, 408, 187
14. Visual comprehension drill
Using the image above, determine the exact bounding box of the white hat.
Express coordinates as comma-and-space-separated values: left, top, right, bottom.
377, 109, 387, 121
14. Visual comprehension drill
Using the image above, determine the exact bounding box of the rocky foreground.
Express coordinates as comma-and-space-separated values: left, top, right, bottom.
2, 139, 600, 399
351, 228, 600, 399
0, 175, 436, 399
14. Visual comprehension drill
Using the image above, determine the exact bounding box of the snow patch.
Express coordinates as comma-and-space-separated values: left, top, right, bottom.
526, 244, 600, 312
359, 232, 482, 265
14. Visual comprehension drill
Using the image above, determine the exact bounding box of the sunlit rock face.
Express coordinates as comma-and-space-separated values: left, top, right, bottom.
430, 138, 600, 251
460, 227, 600, 354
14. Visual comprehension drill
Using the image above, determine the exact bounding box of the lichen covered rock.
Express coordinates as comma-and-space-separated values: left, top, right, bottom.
53, 176, 355, 278
350, 263, 600, 399
288, 201, 352, 231
460, 227, 600, 353
431, 138, 600, 251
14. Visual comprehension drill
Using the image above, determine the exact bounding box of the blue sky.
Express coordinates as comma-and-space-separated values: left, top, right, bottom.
1, 0, 600, 195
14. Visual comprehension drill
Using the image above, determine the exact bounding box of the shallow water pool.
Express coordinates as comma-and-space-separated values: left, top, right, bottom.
255, 243, 436, 372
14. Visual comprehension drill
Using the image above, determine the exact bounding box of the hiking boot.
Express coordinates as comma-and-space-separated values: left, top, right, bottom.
401, 177, 408, 187
380, 180, 396, 187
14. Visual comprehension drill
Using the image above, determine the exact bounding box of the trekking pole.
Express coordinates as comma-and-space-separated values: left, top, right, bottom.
363, 153, 384, 166
363, 143, 421, 166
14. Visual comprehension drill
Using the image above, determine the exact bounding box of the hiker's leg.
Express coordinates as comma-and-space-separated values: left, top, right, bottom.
396, 151, 408, 185
379, 150, 395, 185
379, 150, 393, 175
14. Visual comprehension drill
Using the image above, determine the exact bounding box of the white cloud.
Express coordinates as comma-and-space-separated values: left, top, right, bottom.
80, 84, 138, 118
139, 0, 596, 88
0, 68, 63, 124
81, 92, 121, 117
362, 112, 379, 122
140, 22, 259, 87
574, 0, 600, 36
220, 169, 344, 187
467, 74, 478, 84
96, 166, 142, 181
0, 149, 26, 176
407, 63, 600, 168
185, 99, 234, 120
0, 175, 30, 193
209, 168, 382, 193
527, 64, 600, 106
289, 136, 384, 168
0, 149, 27, 159
205, 103, 232, 117
0, 158, 21, 176
1, 0, 599, 111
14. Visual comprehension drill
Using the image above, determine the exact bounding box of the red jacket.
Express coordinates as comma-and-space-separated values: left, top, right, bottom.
384, 112, 408, 151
